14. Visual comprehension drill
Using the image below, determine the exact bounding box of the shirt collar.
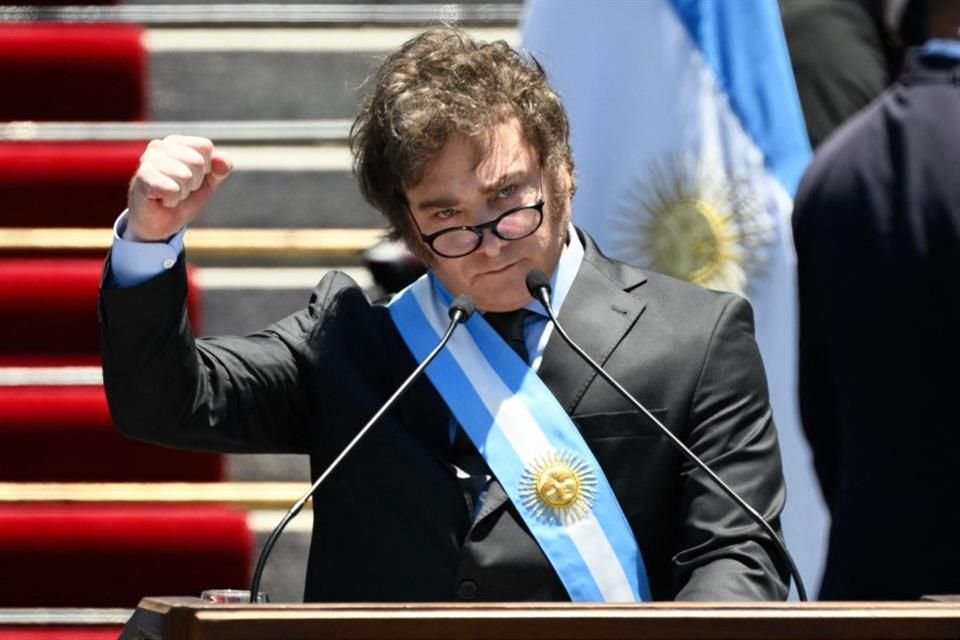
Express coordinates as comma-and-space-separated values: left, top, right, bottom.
524, 223, 583, 318
922, 39, 960, 61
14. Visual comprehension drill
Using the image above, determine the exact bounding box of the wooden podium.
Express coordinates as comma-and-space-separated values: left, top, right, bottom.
121, 597, 960, 640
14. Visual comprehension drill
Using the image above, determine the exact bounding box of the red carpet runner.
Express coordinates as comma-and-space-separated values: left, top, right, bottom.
0, 385, 223, 482
0, 257, 202, 366
0, 142, 146, 229
0, 504, 252, 607
0, 24, 145, 121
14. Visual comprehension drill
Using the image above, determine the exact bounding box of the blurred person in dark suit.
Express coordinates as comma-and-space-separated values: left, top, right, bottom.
781, 0, 931, 148
792, 0, 960, 600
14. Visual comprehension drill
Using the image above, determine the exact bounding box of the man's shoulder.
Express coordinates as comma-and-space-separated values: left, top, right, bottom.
308, 269, 368, 303
579, 235, 743, 326
299, 268, 391, 328
807, 53, 959, 179
793, 90, 890, 223
808, 95, 888, 174
639, 269, 747, 332
256, 269, 387, 350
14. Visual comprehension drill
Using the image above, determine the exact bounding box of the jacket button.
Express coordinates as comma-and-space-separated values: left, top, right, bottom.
457, 580, 478, 600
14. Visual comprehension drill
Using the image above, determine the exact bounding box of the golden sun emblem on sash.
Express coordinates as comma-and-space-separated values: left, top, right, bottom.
611, 155, 773, 296
519, 450, 598, 526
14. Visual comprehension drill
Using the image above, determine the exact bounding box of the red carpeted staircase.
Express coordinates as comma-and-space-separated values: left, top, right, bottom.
0, 19, 254, 619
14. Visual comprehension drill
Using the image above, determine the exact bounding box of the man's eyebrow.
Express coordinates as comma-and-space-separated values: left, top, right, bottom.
414, 195, 459, 211
480, 170, 526, 192
413, 169, 528, 210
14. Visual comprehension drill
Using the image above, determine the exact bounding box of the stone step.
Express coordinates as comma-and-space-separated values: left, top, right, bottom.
0, 136, 381, 236
146, 26, 518, 120
0, 120, 351, 142
124, 0, 519, 6
190, 144, 381, 230
4, 3, 521, 25
0, 16, 519, 120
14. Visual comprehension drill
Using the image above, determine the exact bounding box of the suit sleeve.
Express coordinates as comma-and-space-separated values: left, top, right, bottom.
673, 295, 790, 600
99, 253, 349, 453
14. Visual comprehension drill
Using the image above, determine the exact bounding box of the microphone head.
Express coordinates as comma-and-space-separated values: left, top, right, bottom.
449, 294, 476, 323
525, 269, 551, 298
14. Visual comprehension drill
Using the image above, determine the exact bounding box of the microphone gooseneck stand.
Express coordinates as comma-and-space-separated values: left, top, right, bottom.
524, 269, 808, 601
248, 294, 476, 602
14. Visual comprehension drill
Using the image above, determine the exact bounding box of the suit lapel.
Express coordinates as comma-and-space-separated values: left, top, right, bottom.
538, 232, 648, 414
469, 231, 648, 530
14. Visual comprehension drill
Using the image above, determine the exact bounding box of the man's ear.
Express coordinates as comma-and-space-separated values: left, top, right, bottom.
550, 164, 575, 202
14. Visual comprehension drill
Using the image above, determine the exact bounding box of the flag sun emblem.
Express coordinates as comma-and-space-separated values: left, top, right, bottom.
519, 449, 598, 526
611, 156, 774, 296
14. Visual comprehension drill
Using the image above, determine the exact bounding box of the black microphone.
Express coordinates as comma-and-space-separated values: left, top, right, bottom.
525, 269, 808, 601
248, 294, 476, 602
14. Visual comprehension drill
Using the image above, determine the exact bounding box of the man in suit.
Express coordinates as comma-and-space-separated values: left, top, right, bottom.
781, 0, 891, 149
781, 0, 930, 149
792, 1, 960, 600
101, 28, 789, 601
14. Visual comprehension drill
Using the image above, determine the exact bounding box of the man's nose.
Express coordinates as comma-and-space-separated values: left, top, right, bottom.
477, 213, 508, 257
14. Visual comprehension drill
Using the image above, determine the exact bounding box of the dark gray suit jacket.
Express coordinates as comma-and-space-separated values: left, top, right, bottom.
100, 230, 788, 601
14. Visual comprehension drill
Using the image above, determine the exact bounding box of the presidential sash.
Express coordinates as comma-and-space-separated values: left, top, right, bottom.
388, 274, 651, 602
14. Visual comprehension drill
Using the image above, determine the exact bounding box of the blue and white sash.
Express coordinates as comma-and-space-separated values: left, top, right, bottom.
388, 274, 650, 602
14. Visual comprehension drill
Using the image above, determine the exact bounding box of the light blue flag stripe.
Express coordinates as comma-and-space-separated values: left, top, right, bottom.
668, 0, 811, 193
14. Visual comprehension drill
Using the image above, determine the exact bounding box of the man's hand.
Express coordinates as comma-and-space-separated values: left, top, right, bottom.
126, 135, 233, 242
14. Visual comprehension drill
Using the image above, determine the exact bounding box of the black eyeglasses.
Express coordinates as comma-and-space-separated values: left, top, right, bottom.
411, 200, 545, 258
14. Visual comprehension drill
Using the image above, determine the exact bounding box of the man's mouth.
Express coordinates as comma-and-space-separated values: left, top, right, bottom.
480, 260, 521, 276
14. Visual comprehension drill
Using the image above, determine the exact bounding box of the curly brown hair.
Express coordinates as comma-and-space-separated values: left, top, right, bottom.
350, 27, 574, 250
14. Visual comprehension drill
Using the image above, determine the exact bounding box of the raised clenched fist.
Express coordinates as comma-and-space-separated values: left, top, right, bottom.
126, 135, 233, 241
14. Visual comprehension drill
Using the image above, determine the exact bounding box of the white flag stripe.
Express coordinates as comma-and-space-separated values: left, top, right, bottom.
568, 512, 637, 602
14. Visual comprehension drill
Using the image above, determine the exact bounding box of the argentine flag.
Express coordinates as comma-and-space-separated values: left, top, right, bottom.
522, 0, 826, 597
